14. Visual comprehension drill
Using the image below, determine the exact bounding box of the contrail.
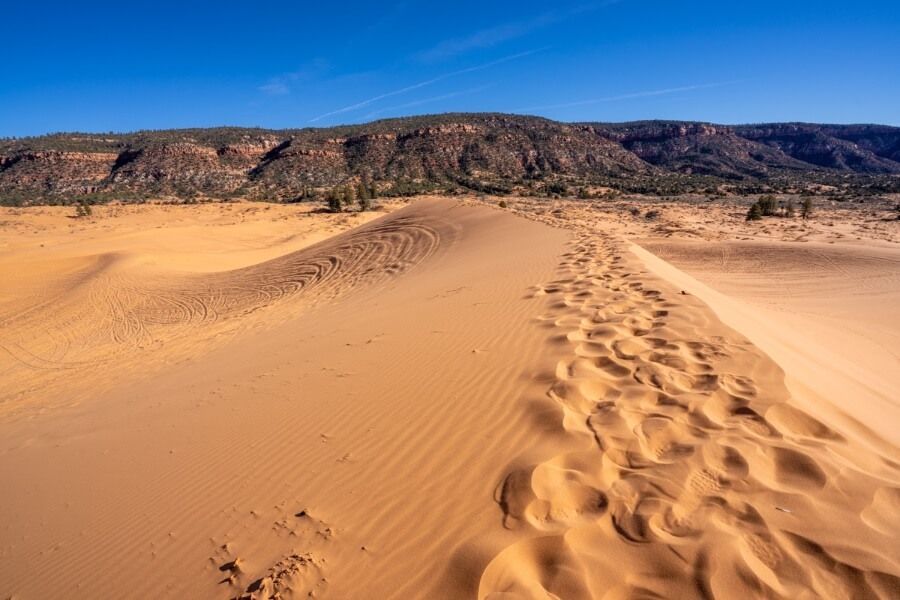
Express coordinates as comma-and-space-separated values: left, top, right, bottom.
310, 49, 545, 123
364, 85, 493, 120
514, 81, 737, 112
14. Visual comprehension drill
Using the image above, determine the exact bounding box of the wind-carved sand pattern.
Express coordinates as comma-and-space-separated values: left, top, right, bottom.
479, 221, 900, 598
0, 212, 444, 413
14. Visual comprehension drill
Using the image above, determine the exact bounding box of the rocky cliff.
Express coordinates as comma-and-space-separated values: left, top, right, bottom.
1, 114, 898, 203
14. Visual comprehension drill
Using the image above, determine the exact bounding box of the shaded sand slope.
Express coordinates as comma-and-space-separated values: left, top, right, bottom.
476, 203, 900, 600
633, 239, 900, 448
0, 199, 570, 598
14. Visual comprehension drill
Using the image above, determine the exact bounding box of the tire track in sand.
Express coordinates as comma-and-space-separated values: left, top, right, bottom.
0, 211, 446, 415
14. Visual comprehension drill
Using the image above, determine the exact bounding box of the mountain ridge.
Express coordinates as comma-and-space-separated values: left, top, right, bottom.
2, 114, 899, 204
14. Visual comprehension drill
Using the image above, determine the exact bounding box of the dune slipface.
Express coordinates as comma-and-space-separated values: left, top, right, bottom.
0, 197, 898, 600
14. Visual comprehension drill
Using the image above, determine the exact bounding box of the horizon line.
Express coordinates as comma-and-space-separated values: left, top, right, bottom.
2, 112, 899, 140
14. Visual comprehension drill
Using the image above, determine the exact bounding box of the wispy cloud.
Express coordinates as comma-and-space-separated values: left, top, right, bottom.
416, 14, 558, 62
310, 48, 544, 123
417, 1, 625, 62
513, 82, 737, 113
258, 81, 290, 96
363, 85, 494, 120
257, 59, 330, 96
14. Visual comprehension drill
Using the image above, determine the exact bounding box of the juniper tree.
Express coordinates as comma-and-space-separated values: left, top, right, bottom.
357, 181, 370, 202
342, 185, 355, 208
757, 195, 777, 216
747, 202, 762, 221
801, 197, 813, 219
326, 188, 343, 213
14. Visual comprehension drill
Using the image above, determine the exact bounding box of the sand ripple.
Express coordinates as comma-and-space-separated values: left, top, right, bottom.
479, 223, 900, 599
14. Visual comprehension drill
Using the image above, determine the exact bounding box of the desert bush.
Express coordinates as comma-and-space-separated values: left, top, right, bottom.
74, 199, 93, 218
545, 181, 569, 196
498, 200, 508, 208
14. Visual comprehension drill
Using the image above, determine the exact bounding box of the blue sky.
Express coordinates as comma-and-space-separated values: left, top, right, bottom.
2, 0, 898, 136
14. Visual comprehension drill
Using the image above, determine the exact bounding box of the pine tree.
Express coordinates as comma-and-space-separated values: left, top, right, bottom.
747, 202, 762, 221
326, 188, 343, 213
342, 185, 355, 208
357, 181, 370, 202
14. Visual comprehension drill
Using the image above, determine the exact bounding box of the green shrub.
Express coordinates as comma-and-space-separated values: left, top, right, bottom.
757, 195, 777, 216
801, 197, 813, 219
747, 202, 762, 221
74, 199, 93, 218
326, 189, 343, 213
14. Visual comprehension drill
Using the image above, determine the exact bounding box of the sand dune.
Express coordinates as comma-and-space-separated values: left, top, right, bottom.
474, 207, 900, 599
0, 199, 568, 598
1, 197, 898, 599
632, 239, 900, 449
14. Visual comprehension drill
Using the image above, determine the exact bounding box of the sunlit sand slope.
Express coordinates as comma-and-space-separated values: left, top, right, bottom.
0, 198, 897, 600
0, 199, 569, 599
0, 206, 443, 414
478, 205, 900, 600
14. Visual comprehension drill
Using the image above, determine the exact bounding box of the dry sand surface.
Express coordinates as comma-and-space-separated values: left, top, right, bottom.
1, 196, 899, 599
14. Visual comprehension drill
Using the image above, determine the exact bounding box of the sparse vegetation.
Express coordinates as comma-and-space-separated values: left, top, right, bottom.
326, 188, 344, 213
801, 197, 814, 219
74, 199, 93, 218
746, 202, 762, 221
756, 195, 778, 216
544, 182, 569, 197
1, 117, 898, 206
357, 183, 372, 211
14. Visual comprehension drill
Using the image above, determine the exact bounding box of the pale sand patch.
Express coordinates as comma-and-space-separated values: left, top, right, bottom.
632, 239, 900, 450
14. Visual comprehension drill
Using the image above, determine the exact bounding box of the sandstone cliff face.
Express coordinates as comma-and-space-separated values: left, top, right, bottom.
109, 143, 242, 193
1, 114, 898, 203
589, 122, 815, 178
0, 151, 119, 193
245, 115, 653, 197
734, 124, 900, 173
